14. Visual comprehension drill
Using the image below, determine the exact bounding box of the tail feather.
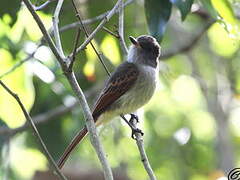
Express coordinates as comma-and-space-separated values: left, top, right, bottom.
58, 127, 88, 169
57, 113, 101, 169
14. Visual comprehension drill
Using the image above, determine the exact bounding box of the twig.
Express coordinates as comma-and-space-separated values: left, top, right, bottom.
69, 28, 81, 71
131, 118, 157, 180
161, 20, 214, 60
102, 26, 119, 38
0, 54, 33, 79
72, 10, 111, 76
53, 0, 65, 58
0, 84, 99, 137
0, 44, 42, 79
118, 0, 128, 55
22, 0, 66, 70
59, 0, 134, 33
0, 80, 67, 180
71, 0, 123, 59
34, 0, 57, 11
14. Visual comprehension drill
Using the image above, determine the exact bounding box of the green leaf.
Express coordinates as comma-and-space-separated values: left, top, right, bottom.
211, 0, 236, 24
170, 0, 194, 20
0, 0, 21, 26
144, 0, 172, 42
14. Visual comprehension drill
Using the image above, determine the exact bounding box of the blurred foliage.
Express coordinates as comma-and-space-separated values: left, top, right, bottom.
0, 0, 240, 180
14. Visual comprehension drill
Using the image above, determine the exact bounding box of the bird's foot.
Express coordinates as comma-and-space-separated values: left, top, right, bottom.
131, 127, 144, 139
130, 113, 139, 123
129, 114, 144, 139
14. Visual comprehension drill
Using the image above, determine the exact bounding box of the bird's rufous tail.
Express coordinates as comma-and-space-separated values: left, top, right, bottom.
57, 126, 88, 169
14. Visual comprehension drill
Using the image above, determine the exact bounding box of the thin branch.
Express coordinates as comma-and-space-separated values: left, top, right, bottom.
0, 54, 33, 79
59, 0, 134, 33
34, 0, 57, 11
71, 0, 123, 59
69, 28, 81, 70
130, 118, 157, 180
102, 26, 119, 38
0, 84, 99, 137
53, 0, 65, 58
118, 0, 128, 55
0, 80, 67, 180
0, 44, 42, 79
22, 0, 66, 69
161, 20, 214, 60
73, 12, 111, 76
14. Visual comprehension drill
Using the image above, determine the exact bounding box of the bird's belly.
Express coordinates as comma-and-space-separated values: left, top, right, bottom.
108, 65, 157, 116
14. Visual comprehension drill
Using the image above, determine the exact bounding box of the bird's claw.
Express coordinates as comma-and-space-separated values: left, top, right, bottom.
131, 128, 144, 139
130, 113, 139, 123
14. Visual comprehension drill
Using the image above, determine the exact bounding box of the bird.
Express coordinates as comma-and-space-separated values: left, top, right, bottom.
58, 35, 161, 168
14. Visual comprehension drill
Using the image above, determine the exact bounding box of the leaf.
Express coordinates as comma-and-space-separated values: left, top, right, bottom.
0, 0, 21, 26
144, 0, 172, 42
170, 0, 194, 20
211, 0, 236, 24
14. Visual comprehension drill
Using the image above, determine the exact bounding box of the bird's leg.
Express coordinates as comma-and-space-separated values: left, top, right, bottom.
120, 115, 144, 139
130, 113, 139, 123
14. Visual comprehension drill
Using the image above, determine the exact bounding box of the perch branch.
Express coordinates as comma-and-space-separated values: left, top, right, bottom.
64, 72, 113, 180
0, 80, 67, 180
131, 118, 157, 180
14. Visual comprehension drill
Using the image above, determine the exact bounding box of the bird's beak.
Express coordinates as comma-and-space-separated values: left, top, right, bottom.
129, 36, 140, 47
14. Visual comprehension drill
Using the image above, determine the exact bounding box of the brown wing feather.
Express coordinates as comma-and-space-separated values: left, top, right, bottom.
92, 62, 139, 120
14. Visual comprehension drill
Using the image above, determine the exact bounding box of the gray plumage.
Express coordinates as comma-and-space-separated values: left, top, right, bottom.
95, 35, 161, 125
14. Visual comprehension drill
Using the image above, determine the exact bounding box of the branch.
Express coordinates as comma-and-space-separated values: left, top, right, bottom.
68, 28, 81, 70
34, 0, 57, 11
161, 20, 214, 60
0, 44, 42, 79
0, 83, 99, 137
53, 0, 65, 58
0, 80, 67, 180
22, 0, 66, 69
64, 72, 113, 180
22, 0, 113, 178
58, 0, 134, 33
71, 0, 123, 59
118, 0, 128, 55
67, 1, 113, 179
72, 4, 110, 76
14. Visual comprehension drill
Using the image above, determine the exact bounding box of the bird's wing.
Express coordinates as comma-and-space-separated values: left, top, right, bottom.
92, 62, 139, 120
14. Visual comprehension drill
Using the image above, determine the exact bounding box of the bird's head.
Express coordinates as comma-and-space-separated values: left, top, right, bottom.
128, 35, 161, 68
